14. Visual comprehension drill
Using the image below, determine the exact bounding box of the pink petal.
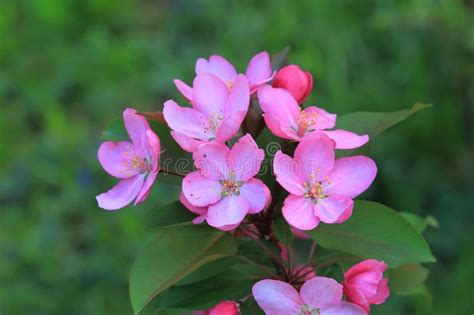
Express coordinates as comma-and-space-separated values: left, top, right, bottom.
300, 277, 343, 310
323, 130, 369, 150
98, 141, 140, 179
326, 156, 377, 199
322, 301, 366, 315
143, 128, 161, 171
163, 100, 211, 140
182, 172, 222, 207
262, 113, 299, 140
179, 192, 207, 216
173, 79, 193, 102
273, 151, 306, 196
282, 195, 320, 230
206, 195, 249, 230
239, 178, 271, 214
170, 131, 204, 153
245, 51, 273, 86
216, 110, 246, 142
345, 259, 387, 280
192, 73, 229, 117
123, 108, 151, 158
223, 74, 250, 116
134, 171, 158, 205
96, 175, 145, 210
228, 134, 264, 181
294, 132, 335, 182
302, 106, 337, 130
195, 55, 238, 84
193, 141, 230, 180
342, 283, 370, 313
314, 195, 354, 224
257, 85, 300, 134
252, 279, 303, 315
372, 278, 390, 304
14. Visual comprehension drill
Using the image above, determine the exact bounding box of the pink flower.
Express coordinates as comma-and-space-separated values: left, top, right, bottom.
174, 51, 273, 100
273, 132, 377, 230
164, 73, 250, 153
96, 108, 160, 210
272, 65, 313, 103
257, 85, 368, 149
343, 260, 390, 314
193, 300, 240, 315
252, 277, 366, 315
181, 134, 271, 231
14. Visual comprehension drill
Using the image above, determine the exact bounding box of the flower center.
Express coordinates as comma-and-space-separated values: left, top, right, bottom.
203, 111, 224, 134
300, 304, 320, 315
303, 182, 326, 201
219, 174, 244, 197
296, 111, 318, 137
121, 145, 154, 176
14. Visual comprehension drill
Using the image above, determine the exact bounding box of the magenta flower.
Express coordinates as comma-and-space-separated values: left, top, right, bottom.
343, 259, 390, 314
96, 108, 160, 210
252, 277, 366, 315
273, 132, 377, 230
174, 51, 273, 100
193, 300, 240, 315
164, 73, 250, 153
258, 85, 368, 149
180, 134, 271, 231
272, 64, 313, 104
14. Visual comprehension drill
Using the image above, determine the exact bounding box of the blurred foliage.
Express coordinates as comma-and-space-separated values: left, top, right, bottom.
0, 0, 473, 314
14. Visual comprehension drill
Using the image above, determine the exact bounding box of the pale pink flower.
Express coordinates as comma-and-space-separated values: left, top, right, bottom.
272, 65, 313, 103
273, 132, 377, 230
343, 260, 390, 314
181, 134, 271, 231
252, 277, 366, 315
174, 51, 273, 100
257, 85, 368, 149
96, 108, 160, 210
193, 300, 240, 315
164, 73, 250, 153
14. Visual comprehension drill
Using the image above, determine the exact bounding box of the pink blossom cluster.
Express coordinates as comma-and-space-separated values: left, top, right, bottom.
96, 51, 389, 314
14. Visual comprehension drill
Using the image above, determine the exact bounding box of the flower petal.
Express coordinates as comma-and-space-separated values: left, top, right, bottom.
326, 156, 377, 199
193, 141, 230, 180
314, 195, 354, 224
182, 172, 222, 207
96, 175, 145, 210
224, 74, 250, 116
170, 131, 204, 153
123, 108, 151, 158
273, 151, 306, 196
228, 134, 264, 181
216, 110, 246, 142
193, 73, 229, 117
282, 195, 320, 230
300, 277, 342, 310
245, 51, 273, 86
179, 192, 207, 216
262, 113, 299, 140
98, 141, 140, 179
135, 171, 158, 205
323, 130, 369, 150
257, 85, 300, 133
163, 100, 211, 140
206, 195, 249, 230
294, 132, 335, 182
196, 55, 237, 84
240, 178, 271, 214
252, 279, 303, 315
302, 106, 337, 130
173, 79, 193, 102
322, 302, 366, 315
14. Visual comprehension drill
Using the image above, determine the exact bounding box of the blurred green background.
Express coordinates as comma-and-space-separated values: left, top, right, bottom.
1, 0, 473, 314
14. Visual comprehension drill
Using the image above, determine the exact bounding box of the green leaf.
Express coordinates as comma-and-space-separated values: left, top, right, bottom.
101, 118, 127, 141
387, 263, 429, 295
272, 214, 293, 247
400, 212, 439, 234
336, 103, 432, 139
307, 201, 436, 268
146, 201, 195, 228
129, 225, 238, 314
175, 257, 238, 286
271, 46, 290, 71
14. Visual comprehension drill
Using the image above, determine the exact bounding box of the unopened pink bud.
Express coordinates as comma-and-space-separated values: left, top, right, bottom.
209, 300, 240, 315
272, 65, 313, 103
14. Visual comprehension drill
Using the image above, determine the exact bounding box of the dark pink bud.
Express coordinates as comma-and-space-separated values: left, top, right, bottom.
272, 65, 313, 103
209, 300, 240, 315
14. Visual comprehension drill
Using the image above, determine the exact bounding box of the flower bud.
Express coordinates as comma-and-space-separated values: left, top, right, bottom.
209, 300, 240, 315
272, 65, 313, 103
343, 259, 390, 313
